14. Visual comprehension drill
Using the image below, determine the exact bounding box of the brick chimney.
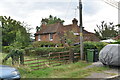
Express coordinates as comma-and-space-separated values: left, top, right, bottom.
41, 22, 46, 29
72, 18, 78, 25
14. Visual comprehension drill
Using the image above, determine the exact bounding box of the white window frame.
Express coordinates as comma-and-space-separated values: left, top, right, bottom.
74, 33, 79, 36
49, 33, 53, 41
38, 35, 41, 41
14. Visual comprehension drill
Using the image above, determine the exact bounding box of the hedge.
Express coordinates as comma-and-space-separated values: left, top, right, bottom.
32, 41, 63, 48
24, 47, 69, 56
73, 41, 108, 54
3, 41, 108, 57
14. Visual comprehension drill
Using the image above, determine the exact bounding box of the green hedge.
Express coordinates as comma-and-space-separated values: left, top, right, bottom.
73, 41, 108, 54
24, 47, 69, 56
24, 41, 107, 56
3, 41, 107, 57
32, 41, 63, 48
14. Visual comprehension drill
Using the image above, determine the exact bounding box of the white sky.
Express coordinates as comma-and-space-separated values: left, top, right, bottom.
0, 0, 120, 38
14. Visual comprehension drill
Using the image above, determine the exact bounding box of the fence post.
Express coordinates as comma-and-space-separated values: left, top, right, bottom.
69, 48, 74, 63
20, 52, 24, 65
48, 53, 51, 66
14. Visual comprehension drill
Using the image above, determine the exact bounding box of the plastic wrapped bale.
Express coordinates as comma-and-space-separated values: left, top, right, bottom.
99, 44, 120, 66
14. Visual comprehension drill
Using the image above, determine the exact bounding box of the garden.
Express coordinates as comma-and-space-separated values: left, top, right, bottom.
2, 41, 114, 78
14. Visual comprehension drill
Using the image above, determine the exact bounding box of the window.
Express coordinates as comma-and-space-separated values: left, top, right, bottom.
74, 33, 79, 36
65, 38, 67, 43
49, 33, 53, 41
38, 35, 41, 41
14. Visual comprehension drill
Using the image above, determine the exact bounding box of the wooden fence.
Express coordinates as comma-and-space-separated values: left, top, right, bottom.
24, 51, 80, 70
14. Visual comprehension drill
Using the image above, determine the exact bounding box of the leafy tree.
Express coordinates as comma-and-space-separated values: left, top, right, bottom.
1, 16, 30, 47
94, 21, 118, 40
41, 15, 64, 25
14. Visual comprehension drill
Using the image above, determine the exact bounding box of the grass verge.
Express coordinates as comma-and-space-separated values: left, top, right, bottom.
1, 53, 110, 78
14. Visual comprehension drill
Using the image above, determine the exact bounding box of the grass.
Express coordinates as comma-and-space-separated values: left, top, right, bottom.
18, 61, 110, 78
18, 61, 92, 78
1, 53, 111, 78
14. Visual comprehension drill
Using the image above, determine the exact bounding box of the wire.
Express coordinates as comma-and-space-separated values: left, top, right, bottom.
64, 0, 73, 20
102, 0, 120, 10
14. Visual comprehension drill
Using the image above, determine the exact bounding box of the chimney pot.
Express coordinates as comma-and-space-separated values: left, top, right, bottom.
72, 18, 78, 25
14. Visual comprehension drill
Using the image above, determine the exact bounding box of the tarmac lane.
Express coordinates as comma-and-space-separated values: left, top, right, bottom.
85, 62, 120, 79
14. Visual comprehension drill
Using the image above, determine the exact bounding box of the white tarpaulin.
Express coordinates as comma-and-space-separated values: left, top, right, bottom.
100, 39, 116, 43
99, 44, 120, 66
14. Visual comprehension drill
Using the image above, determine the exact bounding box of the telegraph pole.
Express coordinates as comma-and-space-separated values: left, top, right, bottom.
79, 0, 83, 60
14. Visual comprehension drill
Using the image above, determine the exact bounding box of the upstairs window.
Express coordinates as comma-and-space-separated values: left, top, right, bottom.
49, 33, 53, 41
65, 38, 67, 43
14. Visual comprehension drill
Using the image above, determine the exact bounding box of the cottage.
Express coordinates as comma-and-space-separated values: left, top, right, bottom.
34, 18, 100, 45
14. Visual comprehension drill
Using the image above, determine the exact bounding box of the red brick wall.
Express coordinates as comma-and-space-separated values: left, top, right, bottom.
35, 33, 61, 43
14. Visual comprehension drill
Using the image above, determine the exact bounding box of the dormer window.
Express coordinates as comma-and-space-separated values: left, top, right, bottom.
38, 35, 41, 41
49, 33, 53, 41
74, 33, 79, 36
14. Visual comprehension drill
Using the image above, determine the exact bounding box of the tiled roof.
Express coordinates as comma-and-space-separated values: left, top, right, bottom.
35, 23, 61, 35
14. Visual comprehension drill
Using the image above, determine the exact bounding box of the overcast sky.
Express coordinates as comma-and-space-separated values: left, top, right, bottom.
0, 0, 120, 37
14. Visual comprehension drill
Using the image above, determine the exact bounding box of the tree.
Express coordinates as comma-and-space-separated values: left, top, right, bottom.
94, 21, 119, 40
41, 15, 64, 25
116, 24, 120, 34
1, 16, 30, 47
63, 31, 78, 46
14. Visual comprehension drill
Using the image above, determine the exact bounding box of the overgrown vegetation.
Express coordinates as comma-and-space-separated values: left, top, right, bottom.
94, 21, 119, 40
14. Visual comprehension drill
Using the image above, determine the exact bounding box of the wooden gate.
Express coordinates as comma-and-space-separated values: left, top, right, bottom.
24, 51, 80, 70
